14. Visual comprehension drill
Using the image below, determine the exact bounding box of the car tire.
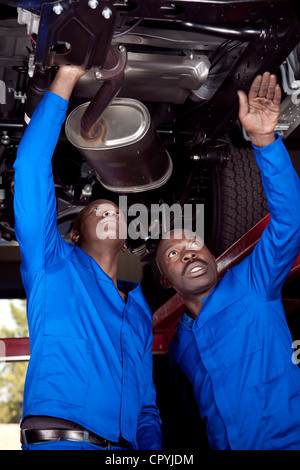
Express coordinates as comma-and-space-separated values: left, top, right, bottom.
207, 143, 269, 257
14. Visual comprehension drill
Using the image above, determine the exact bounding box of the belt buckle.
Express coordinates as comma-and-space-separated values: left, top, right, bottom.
21, 430, 27, 445
85, 430, 111, 449
83, 430, 89, 443
101, 437, 111, 449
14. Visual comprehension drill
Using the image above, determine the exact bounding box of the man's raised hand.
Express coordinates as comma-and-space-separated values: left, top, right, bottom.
237, 71, 281, 147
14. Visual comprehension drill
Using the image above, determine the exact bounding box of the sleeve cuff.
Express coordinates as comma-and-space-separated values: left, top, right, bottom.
252, 133, 293, 177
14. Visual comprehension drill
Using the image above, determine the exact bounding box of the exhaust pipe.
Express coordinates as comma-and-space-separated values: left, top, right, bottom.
80, 45, 127, 140
65, 45, 172, 193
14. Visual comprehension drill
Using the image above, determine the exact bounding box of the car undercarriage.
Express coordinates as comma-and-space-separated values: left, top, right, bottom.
2, 0, 300, 450
1, 0, 300, 263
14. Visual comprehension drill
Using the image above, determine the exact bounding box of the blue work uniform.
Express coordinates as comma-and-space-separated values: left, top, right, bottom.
13, 91, 162, 450
169, 135, 300, 450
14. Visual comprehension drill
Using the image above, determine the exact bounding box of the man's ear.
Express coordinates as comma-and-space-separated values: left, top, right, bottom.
122, 243, 127, 253
71, 230, 80, 244
159, 274, 173, 290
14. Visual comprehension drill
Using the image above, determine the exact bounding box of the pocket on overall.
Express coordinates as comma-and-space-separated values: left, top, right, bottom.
34, 335, 92, 407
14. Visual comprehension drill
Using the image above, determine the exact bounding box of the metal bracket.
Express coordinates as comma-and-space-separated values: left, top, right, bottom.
276, 59, 300, 139
34, 0, 118, 69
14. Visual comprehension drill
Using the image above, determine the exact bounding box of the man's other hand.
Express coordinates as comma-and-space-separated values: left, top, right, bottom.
238, 71, 281, 147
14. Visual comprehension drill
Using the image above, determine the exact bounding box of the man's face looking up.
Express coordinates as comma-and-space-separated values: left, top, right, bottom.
156, 229, 218, 302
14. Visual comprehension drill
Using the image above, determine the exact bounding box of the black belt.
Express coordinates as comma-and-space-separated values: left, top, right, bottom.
21, 428, 129, 449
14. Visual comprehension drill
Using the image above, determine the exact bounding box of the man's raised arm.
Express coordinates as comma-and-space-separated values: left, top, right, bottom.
13, 66, 85, 272
235, 72, 300, 299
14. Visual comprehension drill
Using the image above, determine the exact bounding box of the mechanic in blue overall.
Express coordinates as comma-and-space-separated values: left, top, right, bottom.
156, 72, 300, 450
14, 65, 162, 450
